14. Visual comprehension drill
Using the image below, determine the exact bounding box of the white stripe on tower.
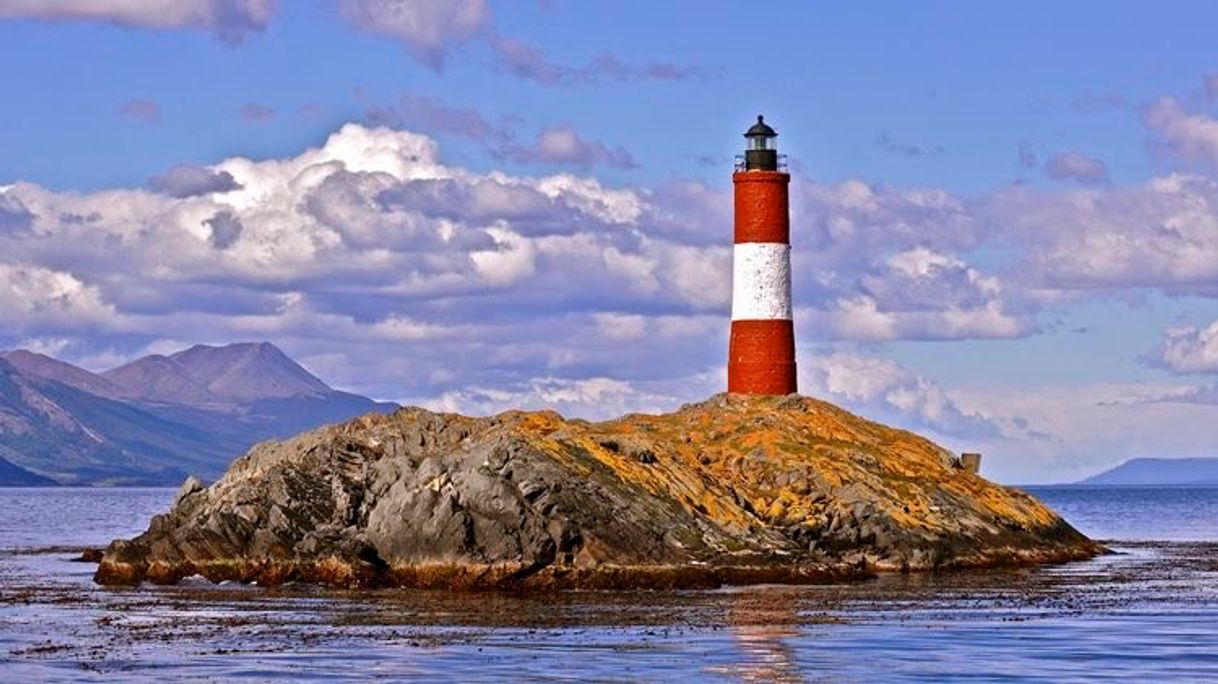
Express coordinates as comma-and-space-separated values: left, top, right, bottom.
731, 242, 792, 321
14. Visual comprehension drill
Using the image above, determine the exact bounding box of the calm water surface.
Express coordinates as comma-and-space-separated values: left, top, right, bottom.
1027, 485, 1218, 541
1, 486, 1217, 682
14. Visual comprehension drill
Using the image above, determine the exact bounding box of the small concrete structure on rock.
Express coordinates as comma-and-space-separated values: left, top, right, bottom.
961, 453, 983, 474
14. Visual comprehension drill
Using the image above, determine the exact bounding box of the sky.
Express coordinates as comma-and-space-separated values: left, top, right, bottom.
3, 1, 1218, 483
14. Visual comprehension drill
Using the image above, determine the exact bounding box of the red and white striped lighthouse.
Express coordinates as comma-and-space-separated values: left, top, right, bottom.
728, 115, 797, 395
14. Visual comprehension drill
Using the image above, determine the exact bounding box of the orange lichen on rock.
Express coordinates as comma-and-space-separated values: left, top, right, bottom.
95, 393, 1101, 590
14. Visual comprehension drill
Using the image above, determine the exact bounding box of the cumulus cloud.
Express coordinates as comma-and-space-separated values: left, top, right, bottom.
0, 193, 34, 232
0, 0, 275, 43
339, 0, 488, 70
12, 112, 1215, 427
1149, 320, 1218, 374
0, 124, 723, 402
149, 165, 242, 198
983, 174, 1218, 295
796, 179, 977, 257
1044, 150, 1110, 185
9, 71, 1218, 483
0, 262, 117, 332
801, 351, 1004, 440
118, 99, 160, 123
378, 177, 622, 237
813, 247, 1031, 341
780, 179, 1037, 341
500, 126, 636, 170
1144, 97, 1218, 168
426, 375, 691, 419
10, 88, 1218, 462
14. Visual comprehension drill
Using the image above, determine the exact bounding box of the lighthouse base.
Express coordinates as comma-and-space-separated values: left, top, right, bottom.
728, 319, 797, 395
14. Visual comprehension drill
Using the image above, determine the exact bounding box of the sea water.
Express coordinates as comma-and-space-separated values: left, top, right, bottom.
1, 486, 1217, 682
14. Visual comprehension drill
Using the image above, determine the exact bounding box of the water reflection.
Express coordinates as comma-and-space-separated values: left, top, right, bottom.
716, 590, 806, 683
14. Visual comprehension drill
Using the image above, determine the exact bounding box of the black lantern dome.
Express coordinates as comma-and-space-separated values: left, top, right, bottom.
745, 115, 777, 140
743, 115, 778, 171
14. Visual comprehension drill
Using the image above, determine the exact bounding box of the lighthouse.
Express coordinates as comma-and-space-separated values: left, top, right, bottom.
728, 115, 797, 395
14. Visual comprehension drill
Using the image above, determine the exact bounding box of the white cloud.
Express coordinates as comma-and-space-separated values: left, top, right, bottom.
0, 124, 741, 403
985, 174, 1218, 295
593, 312, 647, 341
781, 179, 1038, 342
470, 225, 536, 286
338, 0, 488, 70
501, 126, 637, 170
0, 262, 117, 332
424, 374, 710, 420
4, 96, 1218, 486
0, 0, 275, 43
0, 121, 1057, 415
794, 245, 1032, 342
149, 165, 242, 198
954, 381, 1218, 483
1144, 97, 1218, 168
800, 351, 1005, 441
1153, 320, 1218, 374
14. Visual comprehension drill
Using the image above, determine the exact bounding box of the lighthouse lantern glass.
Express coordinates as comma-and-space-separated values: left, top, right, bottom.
748, 136, 772, 151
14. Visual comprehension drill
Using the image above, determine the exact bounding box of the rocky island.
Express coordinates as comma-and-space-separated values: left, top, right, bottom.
95, 394, 1102, 590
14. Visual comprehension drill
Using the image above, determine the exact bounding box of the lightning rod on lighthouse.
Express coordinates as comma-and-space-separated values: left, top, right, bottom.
728, 115, 797, 395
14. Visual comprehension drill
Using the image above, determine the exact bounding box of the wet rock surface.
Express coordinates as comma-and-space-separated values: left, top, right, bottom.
95, 394, 1102, 589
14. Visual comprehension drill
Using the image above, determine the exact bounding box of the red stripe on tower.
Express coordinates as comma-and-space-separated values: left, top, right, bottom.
728, 115, 797, 395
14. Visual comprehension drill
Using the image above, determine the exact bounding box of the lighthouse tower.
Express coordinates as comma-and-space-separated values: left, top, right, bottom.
728, 115, 797, 395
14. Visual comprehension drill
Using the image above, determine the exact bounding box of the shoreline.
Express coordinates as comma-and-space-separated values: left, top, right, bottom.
93, 535, 1104, 590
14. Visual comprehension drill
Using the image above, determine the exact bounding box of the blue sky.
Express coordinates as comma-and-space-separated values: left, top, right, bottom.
10, 2, 1218, 192
4, 0, 1218, 483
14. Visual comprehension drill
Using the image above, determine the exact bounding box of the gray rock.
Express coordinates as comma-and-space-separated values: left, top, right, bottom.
173, 475, 204, 506
95, 395, 1102, 589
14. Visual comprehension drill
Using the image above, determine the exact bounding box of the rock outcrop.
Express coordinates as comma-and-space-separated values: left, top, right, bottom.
96, 394, 1102, 590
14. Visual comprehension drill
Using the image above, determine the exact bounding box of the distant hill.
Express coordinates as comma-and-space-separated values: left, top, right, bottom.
103, 342, 332, 404
166, 343, 332, 401
1078, 457, 1218, 486
0, 357, 229, 485
3, 349, 127, 398
103, 354, 217, 405
0, 344, 397, 486
0, 453, 56, 486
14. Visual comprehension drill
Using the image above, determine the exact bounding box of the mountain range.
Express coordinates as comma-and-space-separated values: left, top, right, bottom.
0, 343, 397, 486
1076, 457, 1218, 486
